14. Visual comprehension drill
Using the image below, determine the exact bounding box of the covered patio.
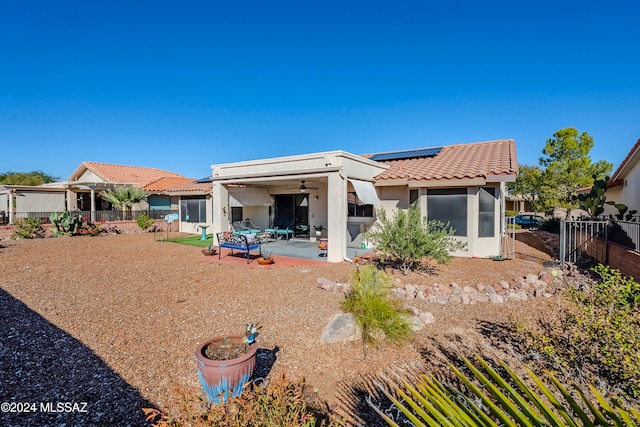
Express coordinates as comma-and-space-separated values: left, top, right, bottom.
210, 236, 373, 268
206, 150, 388, 262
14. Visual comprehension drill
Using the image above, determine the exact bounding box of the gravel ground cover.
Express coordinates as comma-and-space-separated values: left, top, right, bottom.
0, 230, 559, 426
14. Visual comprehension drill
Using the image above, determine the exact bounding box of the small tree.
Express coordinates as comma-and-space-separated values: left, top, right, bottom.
136, 212, 155, 231
538, 128, 612, 210
366, 206, 466, 275
100, 186, 147, 220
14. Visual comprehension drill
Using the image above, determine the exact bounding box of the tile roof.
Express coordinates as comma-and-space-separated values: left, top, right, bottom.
144, 177, 211, 193
72, 162, 184, 186
368, 139, 518, 183
610, 138, 640, 182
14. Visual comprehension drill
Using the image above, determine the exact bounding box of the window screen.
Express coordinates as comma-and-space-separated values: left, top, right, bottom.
427, 189, 467, 236
478, 187, 496, 237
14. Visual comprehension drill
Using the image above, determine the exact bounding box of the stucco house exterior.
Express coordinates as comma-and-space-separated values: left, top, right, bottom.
204, 139, 518, 262
2, 140, 518, 262
0, 162, 211, 233
606, 138, 640, 216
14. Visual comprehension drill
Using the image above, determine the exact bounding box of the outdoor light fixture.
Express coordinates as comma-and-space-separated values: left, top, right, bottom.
299, 181, 307, 193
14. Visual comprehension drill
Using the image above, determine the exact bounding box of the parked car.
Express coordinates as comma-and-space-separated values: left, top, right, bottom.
515, 214, 544, 228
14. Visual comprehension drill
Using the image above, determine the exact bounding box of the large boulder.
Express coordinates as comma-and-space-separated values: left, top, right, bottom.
320, 313, 361, 344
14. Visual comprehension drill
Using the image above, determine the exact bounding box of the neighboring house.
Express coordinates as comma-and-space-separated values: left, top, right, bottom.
205, 139, 518, 262
0, 162, 211, 233
505, 193, 534, 214
606, 138, 640, 216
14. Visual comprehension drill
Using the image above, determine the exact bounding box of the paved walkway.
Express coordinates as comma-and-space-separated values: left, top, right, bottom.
202, 237, 373, 268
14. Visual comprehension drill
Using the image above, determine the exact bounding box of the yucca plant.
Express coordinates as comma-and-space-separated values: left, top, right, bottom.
369, 354, 640, 426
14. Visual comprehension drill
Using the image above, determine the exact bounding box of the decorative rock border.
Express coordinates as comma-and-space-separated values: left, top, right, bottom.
317, 267, 564, 335
317, 267, 563, 305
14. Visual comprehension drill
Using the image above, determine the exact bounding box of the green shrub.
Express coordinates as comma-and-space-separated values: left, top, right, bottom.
366, 206, 466, 275
136, 213, 155, 231
341, 265, 412, 346
143, 373, 344, 427
11, 217, 46, 239
505, 210, 518, 217
371, 353, 640, 426
514, 265, 640, 398
539, 217, 560, 233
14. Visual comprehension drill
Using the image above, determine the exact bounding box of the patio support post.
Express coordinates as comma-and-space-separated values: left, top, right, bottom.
8, 189, 14, 225
326, 172, 347, 262
66, 189, 74, 211
90, 188, 96, 222
211, 183, 229, 238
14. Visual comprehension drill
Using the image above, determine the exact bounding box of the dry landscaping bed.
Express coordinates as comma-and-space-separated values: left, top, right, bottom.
0, 230, 565, 426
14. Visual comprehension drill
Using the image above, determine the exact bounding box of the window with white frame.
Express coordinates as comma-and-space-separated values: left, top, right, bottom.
478, 187, 496, 237
180, 197, 206, 223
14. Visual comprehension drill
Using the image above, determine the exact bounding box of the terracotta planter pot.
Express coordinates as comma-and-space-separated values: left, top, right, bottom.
195, 335, 258, 404
257, 257, 274, 265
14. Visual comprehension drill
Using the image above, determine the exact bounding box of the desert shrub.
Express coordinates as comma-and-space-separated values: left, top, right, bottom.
366, 206, 466, 275
11, 217, 46, 239
143, 373, 344, 427
341, 265, 412, 346
136, 213, 155, 231
539, 217, 560, 233
77, 218, 102, 236
100, 221, 121, 234
513, 264, 640, 398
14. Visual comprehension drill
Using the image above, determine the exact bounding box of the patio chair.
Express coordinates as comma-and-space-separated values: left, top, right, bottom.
244, 218, 261, 231
295, 223, 309, 238
265, 219, 294, 241
231, 221, 260, 235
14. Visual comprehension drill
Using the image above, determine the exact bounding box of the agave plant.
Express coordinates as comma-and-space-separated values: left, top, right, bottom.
369, 354, 640, 427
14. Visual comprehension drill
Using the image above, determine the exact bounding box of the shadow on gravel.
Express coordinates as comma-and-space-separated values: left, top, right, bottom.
0, 288, 156, 426
252, 346, 279, 382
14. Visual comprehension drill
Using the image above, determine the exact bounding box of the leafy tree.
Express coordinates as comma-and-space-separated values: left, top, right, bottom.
0, 170, 59, 185
538, 128, 612, 210
366, 206, 466, 275
100, 186, 147, 220
507, 164, 542, 212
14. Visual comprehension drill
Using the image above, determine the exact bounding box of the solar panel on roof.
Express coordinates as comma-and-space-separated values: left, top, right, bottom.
369, 147, 443, 162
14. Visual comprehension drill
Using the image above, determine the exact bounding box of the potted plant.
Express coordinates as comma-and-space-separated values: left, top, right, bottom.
201, 243, 217, 256
195, 323, 260, 404
257, 248, 274, 265
314, 225, 325, 238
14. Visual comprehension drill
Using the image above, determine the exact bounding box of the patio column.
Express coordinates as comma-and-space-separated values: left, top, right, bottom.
211, 183, 229, 238
8, 189, 14, 225
326, 172, 347, 262
90, 188, 96, 221
66, 189, 74, 211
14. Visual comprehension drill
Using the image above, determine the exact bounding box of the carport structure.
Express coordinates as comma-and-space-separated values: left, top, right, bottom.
207, 151, 388, 262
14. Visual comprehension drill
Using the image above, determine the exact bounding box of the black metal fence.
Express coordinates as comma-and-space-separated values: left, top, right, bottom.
10, 209, 179, 224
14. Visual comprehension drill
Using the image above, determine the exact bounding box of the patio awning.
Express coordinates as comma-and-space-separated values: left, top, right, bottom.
348, 179, 380, 205
228, 187, 273, 207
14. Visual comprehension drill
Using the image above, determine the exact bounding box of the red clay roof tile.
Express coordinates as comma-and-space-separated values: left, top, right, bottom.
368, 139, 518, 182
73, 162, 184, 185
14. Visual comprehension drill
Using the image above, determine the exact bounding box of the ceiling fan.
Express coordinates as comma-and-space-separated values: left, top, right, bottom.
286, 180, 319, 193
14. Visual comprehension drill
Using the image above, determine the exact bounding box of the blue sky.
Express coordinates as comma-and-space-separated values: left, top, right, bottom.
1, 0, 639, 180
